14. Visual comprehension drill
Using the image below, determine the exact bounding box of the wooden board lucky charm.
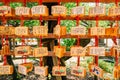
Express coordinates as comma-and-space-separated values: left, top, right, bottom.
105, 27, 118, 36
89, 64, 103, 78
88, 47, 105, 56
15, 7, 30, 16
109, 7, 120, 16
33, 47, 48, 57
33, 26, 48, 36
34, 66, 48, 76
89, 27, 105, 36
0, 65, 13, 75
110, 46, 120, 57
14, 46, 31, 56
0, 26, 15, 36
18, 63, 33, 75
71, 66, 86, 77
52, 66, 66, 76
113, 66, 120, 79
31, 5, 48, 16
0, 6, 12, 16
54, 46, 66, 58
70, 46, 86, 56
53, 25, 66, 36
89, 6, 105, 16
15, 27, 29, 36
52, 5, 67, 17
71, 25, 86, 35
1, 45, 10, 55
71, 6, 85, 17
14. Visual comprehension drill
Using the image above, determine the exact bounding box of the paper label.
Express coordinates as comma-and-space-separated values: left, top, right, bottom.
34, 66, 48, 76
71, 26, 86, 35
0, 6, 11, 15
31, 5, 46, 15
15, 27, 28, 36
15, 7, 30, 15
18, 65, 27, 75
33, 26, 48, 36
52, 66, 66, 76
70, 46, 86, 56
71, 66, 86, 77
52, 6, 66, 15
33, 47, 48, 57
71, 6, 84, 15
89, 47, 105, 56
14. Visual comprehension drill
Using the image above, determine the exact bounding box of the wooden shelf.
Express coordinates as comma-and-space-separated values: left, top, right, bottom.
1, 15, 119, 20
0, 0, 119, 3
1, 33, 119, 39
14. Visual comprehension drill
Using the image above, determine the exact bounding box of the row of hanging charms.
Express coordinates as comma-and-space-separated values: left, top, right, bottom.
0, 0, 120, 80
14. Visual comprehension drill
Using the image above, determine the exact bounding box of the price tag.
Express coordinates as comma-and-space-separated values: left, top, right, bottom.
31, 5, 48, 16
109, 7, 120, 16
90, 64, 103, 78
52, 6, 66, 16
52, 66, 66, 76
89, 6, 105, 16
54, 46, 66, 58
90, 27, 105, 36
0, 6, 11, 15
0, 65, 13, 75
18, 65, 27, 75
71, 26, 86, 35
70, 46, 86, 56
33, 26, 48, 36
105, 27, 118, 36
71, 6, 85, 17
33, 47, 48, 57
88, 47, 105, 56
71, 66, 86, 77
15, 7, 30, 16
18, 63, 33, 75
53, 25, 66, 36
15, 27, 28, 36
34, 66, 48, 76
14, 46, 31, 56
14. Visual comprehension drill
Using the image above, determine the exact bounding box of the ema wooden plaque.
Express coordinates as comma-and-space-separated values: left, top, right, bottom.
15, 7, 30, 16
18, 63, 33, 75
31, 5, 48, 16
1, 45, 10, 55
88, 47, 105, 56
33, 47, 48, 57
54, 46, 66, 58
89, 6, 105, 16
15, 27, 29, 36
0, 6, 12, 16
53, 25, 66, 36
0, 65, 13, 75
90, 27, 105, 36
34, 66, 48, 76
33, 26, 48, 36
71, 26, 86, 35
52, 5, 66, 17
90, 64, 103, 78
71, 66, 86, 77
52, 66, 66, 76
109, 7, 120, 16
70, 46, 86, 56
105, 27, 118, 36
110, 46, 120, 57
71, 6, 85, 17
14, 46, 31, 56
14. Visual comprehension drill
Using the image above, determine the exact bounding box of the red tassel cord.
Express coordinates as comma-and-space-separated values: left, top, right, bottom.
39, 0, 42, 5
